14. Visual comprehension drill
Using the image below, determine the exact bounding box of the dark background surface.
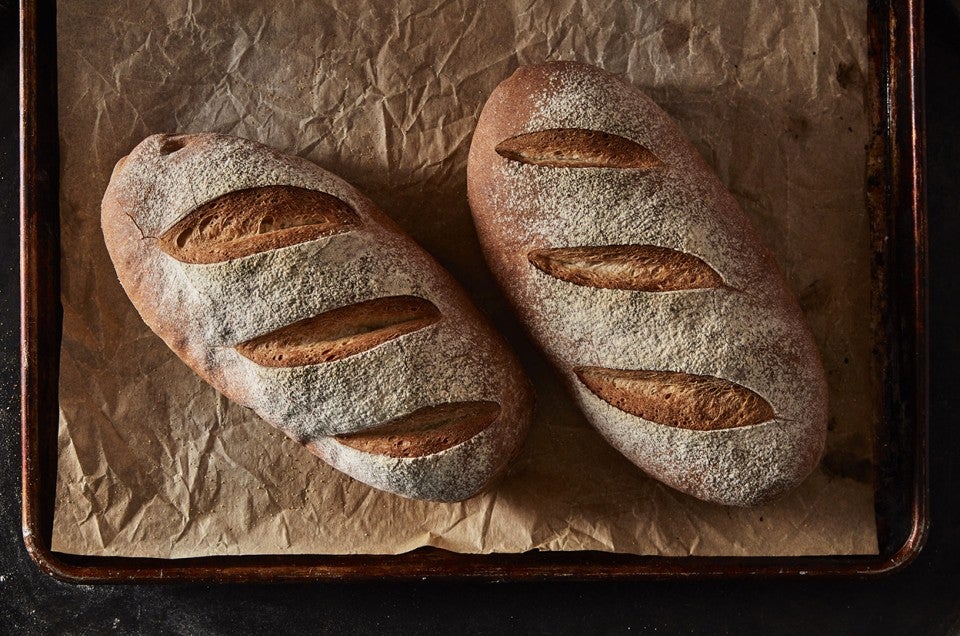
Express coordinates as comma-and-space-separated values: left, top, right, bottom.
2, 1, 959, 633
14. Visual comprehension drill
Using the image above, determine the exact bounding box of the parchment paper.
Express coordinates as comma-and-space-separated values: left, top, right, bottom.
52, 0, 878, 557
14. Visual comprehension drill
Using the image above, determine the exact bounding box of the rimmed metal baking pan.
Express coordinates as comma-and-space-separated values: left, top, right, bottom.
20, 0, 927, 581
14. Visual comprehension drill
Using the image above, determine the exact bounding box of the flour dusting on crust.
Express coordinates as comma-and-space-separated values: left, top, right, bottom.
468, 62, 827, 506
102, 133, 533, 502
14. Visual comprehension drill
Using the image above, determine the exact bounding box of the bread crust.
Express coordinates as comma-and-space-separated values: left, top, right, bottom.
467, 62, 827, 506
102, 133, 533, 502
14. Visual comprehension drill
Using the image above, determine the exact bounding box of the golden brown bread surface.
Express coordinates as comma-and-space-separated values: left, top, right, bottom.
235, 295, 441, 367
527, 245, 726, 292
158, 185, 360, 264
467, 61, 828, 506
574, 367, 775, 432
335, 402, 501, 458
495, 128, 660, 169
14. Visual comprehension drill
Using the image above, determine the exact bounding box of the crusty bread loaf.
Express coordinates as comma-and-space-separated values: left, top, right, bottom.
467, 62, 828, 506
102, 133, 533, 502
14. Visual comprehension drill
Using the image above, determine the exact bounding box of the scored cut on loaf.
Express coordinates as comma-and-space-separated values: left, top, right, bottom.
101, 132, 533, 502
467, 61, 828, 506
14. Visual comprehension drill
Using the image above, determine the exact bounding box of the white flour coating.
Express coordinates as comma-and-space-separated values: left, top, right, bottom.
178, 232, 432, 345
111, 133, 349, 237
468, 62, 827, 506
310, 376, 532, 502
102, 133, 532, 501
310, 431, 499, 502
493, 165, 780, 297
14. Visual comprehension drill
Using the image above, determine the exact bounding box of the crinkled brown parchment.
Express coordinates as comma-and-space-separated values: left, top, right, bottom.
52, 0, 878, 557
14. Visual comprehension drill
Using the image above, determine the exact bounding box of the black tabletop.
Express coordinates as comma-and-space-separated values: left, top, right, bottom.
3, 2, 959, 633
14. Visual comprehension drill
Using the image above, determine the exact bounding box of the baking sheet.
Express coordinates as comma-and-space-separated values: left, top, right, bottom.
51, 0, 878, 558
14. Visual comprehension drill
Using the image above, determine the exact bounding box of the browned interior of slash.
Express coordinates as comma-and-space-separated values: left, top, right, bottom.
158, 185, 360, 263
235, 296, 441, 367
495, 128, 661, 169
335, 401, 501, 457
575, 367, 775, 431
528, 245, 726, 291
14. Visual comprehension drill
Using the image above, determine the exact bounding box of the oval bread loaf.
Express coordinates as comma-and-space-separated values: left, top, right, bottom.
102, 133, 533, 502
467, 62, 828, 506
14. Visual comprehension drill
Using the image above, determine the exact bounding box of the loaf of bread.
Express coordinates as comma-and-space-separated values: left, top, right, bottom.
467, 62, 827, 506
102, 133, 533, 502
